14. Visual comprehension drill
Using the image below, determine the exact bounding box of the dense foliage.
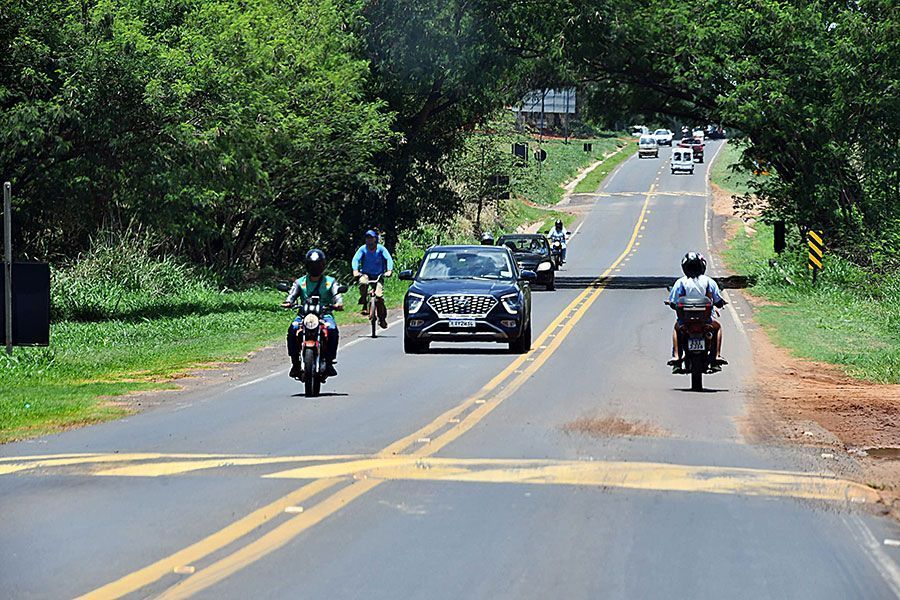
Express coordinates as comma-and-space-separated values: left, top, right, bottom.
2, 0, 896, 274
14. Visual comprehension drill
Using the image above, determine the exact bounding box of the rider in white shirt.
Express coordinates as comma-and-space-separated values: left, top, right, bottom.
667, 252, 727, 373
548, 219, 569, 263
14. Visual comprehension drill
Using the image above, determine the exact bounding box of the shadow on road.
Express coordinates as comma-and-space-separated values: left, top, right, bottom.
425, 347, 511, 356
672, 387, 730, 394
291, 392, 350, 398
553, 275, 751, 291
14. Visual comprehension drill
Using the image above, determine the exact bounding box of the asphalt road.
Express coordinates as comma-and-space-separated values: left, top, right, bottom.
3, 140, 899, 599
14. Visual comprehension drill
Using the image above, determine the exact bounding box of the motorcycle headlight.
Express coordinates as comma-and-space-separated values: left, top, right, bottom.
303, 314, 320, 330
407, 292, 425, 314
537, 261, 552, 272
501, 293, 522, 315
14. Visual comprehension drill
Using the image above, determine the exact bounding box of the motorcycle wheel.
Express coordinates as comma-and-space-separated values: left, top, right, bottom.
690, 356, 704, 391
303, 348, 318, 397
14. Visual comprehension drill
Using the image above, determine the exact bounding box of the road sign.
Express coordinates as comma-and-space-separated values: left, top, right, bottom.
518, 89, 576, 114
807, 229, 824, 281
534, 148, 547, 162
583, 143, 592, 152
0, 262, 50, 346
512, 142, 528, 164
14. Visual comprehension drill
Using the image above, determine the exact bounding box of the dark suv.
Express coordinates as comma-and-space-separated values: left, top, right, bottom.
399, 245, 535, 354
497, 234, 556, 290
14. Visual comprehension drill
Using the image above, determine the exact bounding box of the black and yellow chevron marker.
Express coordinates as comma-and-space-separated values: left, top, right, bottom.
807, 230, 824, 278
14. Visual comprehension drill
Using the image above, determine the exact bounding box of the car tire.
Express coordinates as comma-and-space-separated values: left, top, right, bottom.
509, 320, 532, 354
671, 169, 675, 175
547, 273, 555, 291
404, 333, 428, 354
698, 157, 704, 163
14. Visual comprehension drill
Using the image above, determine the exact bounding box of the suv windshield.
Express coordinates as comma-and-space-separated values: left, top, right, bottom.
497, 236, 549, 256
654, 129, 668, 135
640, 137, 656, 144
419, 249, 516, 281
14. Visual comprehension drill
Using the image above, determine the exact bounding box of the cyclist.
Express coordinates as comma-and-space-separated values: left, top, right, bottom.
351, 229, 394, 329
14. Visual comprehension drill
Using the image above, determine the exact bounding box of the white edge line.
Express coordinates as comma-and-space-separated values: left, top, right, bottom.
846, 514, 900, 596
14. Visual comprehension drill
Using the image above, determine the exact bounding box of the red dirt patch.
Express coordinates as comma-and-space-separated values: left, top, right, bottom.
562, 416, 667, 438
739, 304, 900, 518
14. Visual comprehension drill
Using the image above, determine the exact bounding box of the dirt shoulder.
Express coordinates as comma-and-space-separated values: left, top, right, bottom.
710, 183, 900, 518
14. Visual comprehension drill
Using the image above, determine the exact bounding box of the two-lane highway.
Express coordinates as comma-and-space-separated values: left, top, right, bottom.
3, 141, 899, 599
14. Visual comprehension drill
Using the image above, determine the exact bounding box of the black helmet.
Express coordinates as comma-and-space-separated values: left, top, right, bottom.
681, 251, 707, 277
555, 219, 563, 230
481, 232, 494, 245
305, 248, 326, 277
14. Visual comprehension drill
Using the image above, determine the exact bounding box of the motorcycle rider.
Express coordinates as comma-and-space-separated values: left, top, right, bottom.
481, 231, 495, 245
282, 249, 343, 379
667, 251, 727, 373
351, 229, 394, 329
548, 219, 569, 264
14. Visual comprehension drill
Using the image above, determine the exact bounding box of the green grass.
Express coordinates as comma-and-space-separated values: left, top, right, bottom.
572, 143, 637, 194
709, 140, 758, 197
519, 134, 630, 205
724, 222, 900, 383
500, 199, 574, 234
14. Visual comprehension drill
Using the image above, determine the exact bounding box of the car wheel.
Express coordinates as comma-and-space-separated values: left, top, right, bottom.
404, 333, 428, 354
699, 157, 704, 163
509, 320, 532, 354
671, 169, 675, 175
547, 272, 555, 291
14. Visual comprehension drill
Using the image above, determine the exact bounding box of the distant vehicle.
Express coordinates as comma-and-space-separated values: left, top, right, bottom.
638, 136, 659, 159
706, 126, 727, 140
678, 137, 705, 162
692, 128, 705, 143
652, 129, 674, 145
631, 125, 650, 137
671, 148, 695, 174
399, 245, 534, 354
497, 234, 556, 291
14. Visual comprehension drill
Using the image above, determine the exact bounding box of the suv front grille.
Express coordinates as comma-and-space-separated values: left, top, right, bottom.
427, 294, 497, 318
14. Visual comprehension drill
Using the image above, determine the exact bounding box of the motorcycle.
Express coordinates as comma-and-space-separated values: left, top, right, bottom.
666, 296, 723, 391
549, 239, 565, 268
279, 282, 348, 398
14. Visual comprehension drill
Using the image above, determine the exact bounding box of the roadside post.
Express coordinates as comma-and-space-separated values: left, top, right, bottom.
807, 229, 824, 284
774, 220, 786, 254
4, 182, 11, 355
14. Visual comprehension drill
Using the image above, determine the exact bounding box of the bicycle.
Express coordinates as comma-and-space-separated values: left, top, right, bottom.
359, 273, 387, 338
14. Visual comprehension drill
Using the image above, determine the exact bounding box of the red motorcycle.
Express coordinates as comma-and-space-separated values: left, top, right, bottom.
667, 296, 721, 391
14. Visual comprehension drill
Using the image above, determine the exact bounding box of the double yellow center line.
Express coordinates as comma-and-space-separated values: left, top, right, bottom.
79, 189, 654, 599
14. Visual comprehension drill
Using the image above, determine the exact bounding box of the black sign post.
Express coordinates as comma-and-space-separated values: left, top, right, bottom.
3, 182, 11, 355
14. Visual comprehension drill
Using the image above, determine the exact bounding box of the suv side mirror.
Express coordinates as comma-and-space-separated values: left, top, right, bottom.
398, 270, 414, 281
337, 285, 349, 294
276, 281, 291, 293
519, 270, 537, 281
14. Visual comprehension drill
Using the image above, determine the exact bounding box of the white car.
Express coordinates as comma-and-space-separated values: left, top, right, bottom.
652, 129, 674, 146
692, 128, 705, 143
671, 148, 695, 174
638, 136, 659, 158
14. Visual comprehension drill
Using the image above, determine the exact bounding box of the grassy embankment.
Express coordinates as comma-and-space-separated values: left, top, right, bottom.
502, 134, 633, 233
714, 141, 900, 383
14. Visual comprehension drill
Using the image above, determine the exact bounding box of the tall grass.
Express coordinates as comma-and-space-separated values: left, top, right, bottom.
724, 223, 900, 383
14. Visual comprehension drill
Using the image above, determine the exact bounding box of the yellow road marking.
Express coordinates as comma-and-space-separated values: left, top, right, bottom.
0, 453, 248, 476
93, 455, 363, 477
81, 188, 655, 599
265, 457, 879, 504
75, 478, 341, 600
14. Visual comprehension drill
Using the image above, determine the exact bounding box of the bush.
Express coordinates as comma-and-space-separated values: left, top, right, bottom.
52, 230, 213, 322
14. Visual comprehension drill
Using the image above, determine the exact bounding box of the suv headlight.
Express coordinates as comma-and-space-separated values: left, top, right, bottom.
407, 292, 425, 314
500, 293, 522, 314
537, 261, 552, 272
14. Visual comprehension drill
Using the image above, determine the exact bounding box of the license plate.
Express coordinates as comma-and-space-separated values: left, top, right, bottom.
449, 319, 476, 328
687, 337, 705, 351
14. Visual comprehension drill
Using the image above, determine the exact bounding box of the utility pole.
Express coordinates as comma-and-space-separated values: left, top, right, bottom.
4, 182, 12, 355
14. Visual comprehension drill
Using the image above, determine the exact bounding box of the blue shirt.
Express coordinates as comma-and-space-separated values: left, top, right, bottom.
352, 244, 394, 277
668, 275, 723, 305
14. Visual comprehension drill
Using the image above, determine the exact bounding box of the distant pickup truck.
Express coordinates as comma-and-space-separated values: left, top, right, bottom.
677, 137, 704, 163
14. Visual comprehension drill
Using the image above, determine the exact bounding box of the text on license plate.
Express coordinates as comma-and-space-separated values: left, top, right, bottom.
449, 319, 476, 328
687, 337, 705, 351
